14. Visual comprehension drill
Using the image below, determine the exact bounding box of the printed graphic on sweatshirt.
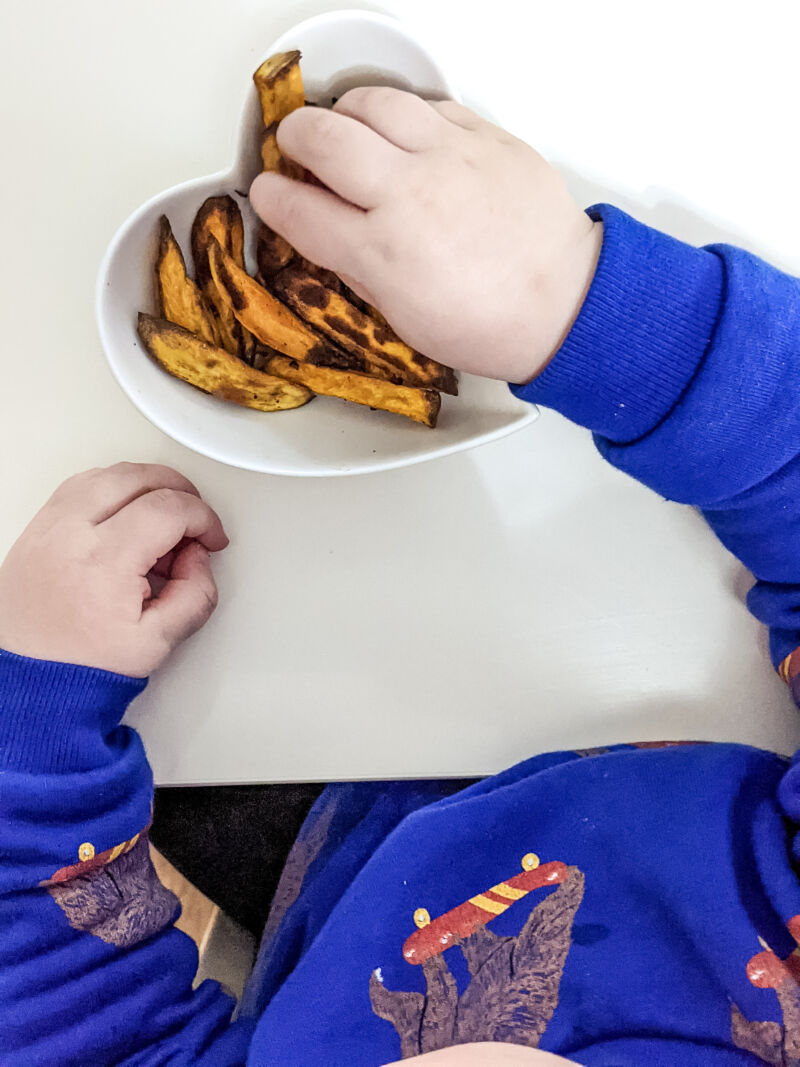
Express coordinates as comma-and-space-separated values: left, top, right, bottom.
44, 832, 178, 948
732, 916, 800, 1064
370, 854, 584, 1057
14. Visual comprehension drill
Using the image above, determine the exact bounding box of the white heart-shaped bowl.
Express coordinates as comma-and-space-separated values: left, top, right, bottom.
96, 10, 537, 476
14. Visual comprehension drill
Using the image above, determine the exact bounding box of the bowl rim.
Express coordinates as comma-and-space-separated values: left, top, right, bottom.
94, 10, 537, 476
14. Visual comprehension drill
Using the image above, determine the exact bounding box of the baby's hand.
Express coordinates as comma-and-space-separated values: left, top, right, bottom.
250, 88, 602, 384
0, 463, 228, 677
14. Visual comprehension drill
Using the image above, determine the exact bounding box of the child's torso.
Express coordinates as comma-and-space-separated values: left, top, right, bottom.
244, 743, 800, 1066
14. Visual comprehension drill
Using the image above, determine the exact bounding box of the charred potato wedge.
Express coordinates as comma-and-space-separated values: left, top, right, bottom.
154, 216, 220, 346
207, 237, 344, 366
260, 352, 441, 427
255, 223, 297, 281
190, 196, 256, 363
137, 313, 312, 412
286, 259, 391, 331
271, 266, 458, 395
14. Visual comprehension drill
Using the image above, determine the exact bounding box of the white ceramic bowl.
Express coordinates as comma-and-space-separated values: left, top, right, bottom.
96, 10, 537, 476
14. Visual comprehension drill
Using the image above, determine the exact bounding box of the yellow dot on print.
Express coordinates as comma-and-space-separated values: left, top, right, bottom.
78, 842, 96, 862
521, 852, 540, 871
413, 908, 431, 929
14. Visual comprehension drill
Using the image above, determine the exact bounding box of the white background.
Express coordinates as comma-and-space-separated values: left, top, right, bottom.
1, 0, 799, 782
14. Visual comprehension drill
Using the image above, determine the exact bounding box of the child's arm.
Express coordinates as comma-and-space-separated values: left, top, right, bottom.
251, 88, 800, 698
514, 204, 800, 687
0, 464, 253, 1064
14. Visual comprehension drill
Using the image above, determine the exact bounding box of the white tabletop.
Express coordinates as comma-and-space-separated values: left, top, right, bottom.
2, 0, 799, 784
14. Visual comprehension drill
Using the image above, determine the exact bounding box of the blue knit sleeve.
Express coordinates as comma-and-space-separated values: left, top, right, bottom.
513, 204, 800, 702
0, 650, 253, 1065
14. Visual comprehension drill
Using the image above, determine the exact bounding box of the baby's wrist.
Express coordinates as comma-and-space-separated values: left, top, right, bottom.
514, 219, 604, 386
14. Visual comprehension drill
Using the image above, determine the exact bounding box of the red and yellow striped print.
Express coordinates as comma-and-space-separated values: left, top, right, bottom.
402, 857, 568, 965
38, 824, 150, 887
778, 647, 800, 685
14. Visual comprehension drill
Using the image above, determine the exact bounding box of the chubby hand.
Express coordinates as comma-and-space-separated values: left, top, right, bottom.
0, 463, 228, 677
250, 87, 602, 385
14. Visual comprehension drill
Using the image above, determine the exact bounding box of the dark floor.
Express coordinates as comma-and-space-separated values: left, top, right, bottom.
151, 783, 325, 937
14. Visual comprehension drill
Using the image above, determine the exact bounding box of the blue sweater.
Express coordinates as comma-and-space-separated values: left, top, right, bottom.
3, 205, 800, 1065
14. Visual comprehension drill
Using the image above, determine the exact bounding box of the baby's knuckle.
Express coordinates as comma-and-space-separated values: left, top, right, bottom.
61, 468, 98, 491
348, 85, 392, 110
148, 486, 178, 511
306, 112, 342, 155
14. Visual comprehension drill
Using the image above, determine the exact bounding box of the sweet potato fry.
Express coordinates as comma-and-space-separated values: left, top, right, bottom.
285, 260, 388, 329
154, 216, 220, 346
260, 131, 305, 180
136, 313, 312, 412
253, 50, 304, 129
271, 267, 459, 395
191, 196, 256, 364
207, 238, 346, 367
254, 50, 305, 179
260, 352, 441, 427
255, 223, 297, 281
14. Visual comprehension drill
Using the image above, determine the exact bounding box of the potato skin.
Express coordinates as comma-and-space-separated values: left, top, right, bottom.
272, 266, 459, 395
137, 313, 312, 412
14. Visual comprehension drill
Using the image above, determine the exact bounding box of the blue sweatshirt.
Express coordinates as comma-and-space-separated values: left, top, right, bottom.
2, 204, 800, 1065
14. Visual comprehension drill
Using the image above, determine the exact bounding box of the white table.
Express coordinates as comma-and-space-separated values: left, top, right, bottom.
2, 0, 799, 784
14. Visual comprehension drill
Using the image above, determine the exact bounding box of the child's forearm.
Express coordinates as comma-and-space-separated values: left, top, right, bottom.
0, 651, 252, 1065
514, 204, 800, 691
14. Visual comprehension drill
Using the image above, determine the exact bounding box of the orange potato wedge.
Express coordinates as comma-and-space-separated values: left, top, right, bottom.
261, 352, 441, 427
154, 216, 220, 346
190, 196, 256, 363
137, 313, 312, 412
271, 266, 459, 395
255, 223, 297, 281
254, 50, 306, 179
207, 237, 345, 366
253, 50, 304, 129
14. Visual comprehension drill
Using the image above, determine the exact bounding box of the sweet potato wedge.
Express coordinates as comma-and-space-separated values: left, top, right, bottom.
254, 50, 305, 179
255, 223, 297, 281
136, 313, 312, 412
207, 238, 346, 366
271, 267, 459, 395
190, 196, 256, 364
290, 260, 390, 329
260, 352, 441, 427
253, 50, 304, 129
260, 130, 305, 179
286, 260, 389, 329
154, 216, 220, 346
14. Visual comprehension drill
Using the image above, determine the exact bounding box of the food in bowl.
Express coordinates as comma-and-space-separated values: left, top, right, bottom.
136, 50, 457, 428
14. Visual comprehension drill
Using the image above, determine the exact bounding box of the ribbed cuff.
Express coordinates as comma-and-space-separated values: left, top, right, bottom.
511, 204, 724, 442
0, 649, 147, 774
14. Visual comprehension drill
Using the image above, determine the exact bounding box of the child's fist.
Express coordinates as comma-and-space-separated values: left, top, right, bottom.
0, 463, 229, 677
250, 88, 602, 385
